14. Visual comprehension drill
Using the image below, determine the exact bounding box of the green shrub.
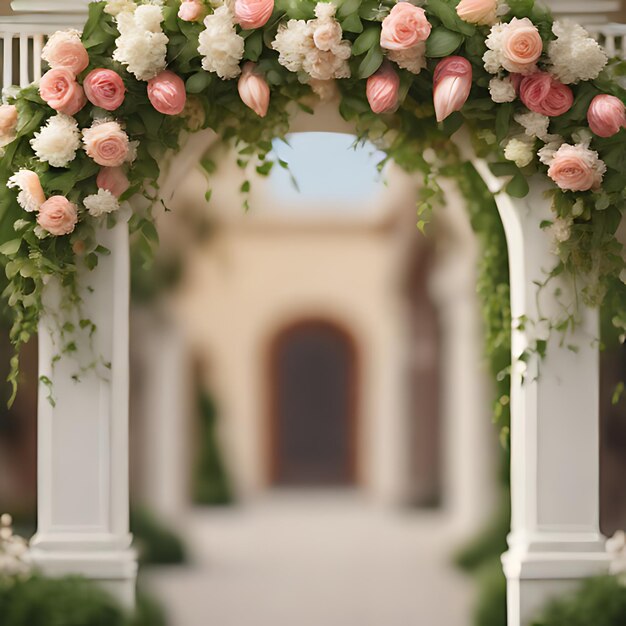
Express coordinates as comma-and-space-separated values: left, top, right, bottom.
532, 576, 626, 626
473, 559, 507, 626
0, 575, 167, 626
130, 507, 187, 565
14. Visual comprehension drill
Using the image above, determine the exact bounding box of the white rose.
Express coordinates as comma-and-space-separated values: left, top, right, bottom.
504, 137, 535, 168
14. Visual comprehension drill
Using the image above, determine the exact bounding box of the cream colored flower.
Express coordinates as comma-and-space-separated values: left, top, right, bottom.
30, 113, 81, 168
198, 5, 245, 80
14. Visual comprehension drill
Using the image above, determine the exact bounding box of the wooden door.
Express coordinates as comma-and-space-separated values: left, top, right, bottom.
269, 321, 357, 486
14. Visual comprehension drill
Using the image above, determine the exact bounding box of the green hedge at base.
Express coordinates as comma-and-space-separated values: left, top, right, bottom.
532, 576, 626, 626
130, 507, 187, 565
0, 575, 166, 626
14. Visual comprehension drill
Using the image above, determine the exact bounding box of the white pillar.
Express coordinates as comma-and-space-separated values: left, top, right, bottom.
29, 221, 136, 608
11, 0, 91, 13
475, 163, 610, 626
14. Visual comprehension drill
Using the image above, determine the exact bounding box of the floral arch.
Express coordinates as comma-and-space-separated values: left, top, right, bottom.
0, 0, 625, 624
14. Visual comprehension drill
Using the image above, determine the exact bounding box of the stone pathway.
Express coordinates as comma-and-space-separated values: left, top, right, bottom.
144, 491, 475, 626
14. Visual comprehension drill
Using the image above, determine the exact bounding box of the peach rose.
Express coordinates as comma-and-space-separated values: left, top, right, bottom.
520, 72, 573, 117
178, 0, 206, 22
41, 30, 89, 76
37, 196, 78, 236
0, 104, 18, 142
238, 63, 270, 117
84, 69, 126, 111
83, 121, 130, 167
366, 61, 400, 114
547, 144, 606, 192
7, 169, 46, 213
380, 3, 432, 51
97, 166, 130, 198
501, 18, 543, 72
234, 0, 274, 29
147, 70, 187, 116
39, 68, 87, 116
587, 94, 626, 138
456, 0, 498, 26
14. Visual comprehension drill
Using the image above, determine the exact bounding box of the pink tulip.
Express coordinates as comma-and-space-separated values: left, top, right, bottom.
147, 70, 187, 116
456, 0, 498, 26
366, 62, 400, 114
238, 63, 270, 117
234, 0, 274, 29
433, 56, 473, 122
587, 94, 626, 138
97, 167, 130, 198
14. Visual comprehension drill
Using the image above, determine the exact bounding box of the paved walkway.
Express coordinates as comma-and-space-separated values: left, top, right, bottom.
144, 491, 475, 626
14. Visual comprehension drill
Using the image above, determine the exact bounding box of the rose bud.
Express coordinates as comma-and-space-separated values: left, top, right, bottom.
234, 0, 274, 29
456, 0, 498, 26
238, 63, 270, 117
433, 56, 473, 122
366, 61, 400, 114
587, 94, 626, 138
147, 70, 187, 116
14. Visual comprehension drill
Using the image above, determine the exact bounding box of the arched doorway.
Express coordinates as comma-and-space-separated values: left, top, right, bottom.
268, 320, 358, 487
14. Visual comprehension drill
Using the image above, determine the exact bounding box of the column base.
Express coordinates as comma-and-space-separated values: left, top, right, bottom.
28, 535, 137, 609
502, 533, 611, 626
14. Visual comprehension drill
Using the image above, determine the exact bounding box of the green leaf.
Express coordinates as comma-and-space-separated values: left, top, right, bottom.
495, 103, 512, 142
337, 0, 360, 19
352, 26, 380, 56
186, 71, 213, 94
341, 13, 363, 33
426, 27, 464, 58
0, 239, 21, 256
357, 44, 383, 79
506, 174, 530, 198
244, 30, 263, 62
426, 0, 475, 36
489, 161, 519, 177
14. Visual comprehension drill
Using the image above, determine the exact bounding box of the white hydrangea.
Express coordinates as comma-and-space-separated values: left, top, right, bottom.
504, 136, 535, 168
550, 215, 573, 244
113, 4, 168, 81
547, 21, 608, 85
84, 189, 120, 218
514, 110, 550, 140
388, 42, 427, 75
30, 114, 81, 168
198, 5, 245, 80
272, 2, 351, 81
538, 136, 564, 166
0, 514, 31, 580
104, 0, 136, 16
489, 76, 516, 103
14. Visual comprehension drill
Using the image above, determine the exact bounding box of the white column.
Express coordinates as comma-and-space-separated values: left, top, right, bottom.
11, 0, 91, 13
475, 163, 610, 626
29, 221, 136, 608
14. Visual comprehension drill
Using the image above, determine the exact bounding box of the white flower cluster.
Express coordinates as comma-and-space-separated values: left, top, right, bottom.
549, 215, 573, 244
607, 531, 626, 584
105, 0, 137, 16
387, 44, 427, 76
488, 76, 516, 103
198, 5, 245, 80
84, 189, 120, 218
548, 21, 607, 85
514, 110, 550, 140
537, 136, 564, 165
113, 4, 168, 81
30, 114, 81, 168
0, 514, 31, 580
504, 136, 535, 168
272, 2, 351, 81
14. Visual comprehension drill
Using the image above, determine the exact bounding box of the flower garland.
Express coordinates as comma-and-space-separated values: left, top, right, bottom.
0, 0, 625, 404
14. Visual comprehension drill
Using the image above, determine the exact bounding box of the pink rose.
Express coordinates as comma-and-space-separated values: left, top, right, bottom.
366, 62, 400, 114
238, 62, 270, 117
84, 69, 126, 111
39, 68, 87, 116
147, 70, 187, 116
178, 0, 205, 22
97, 167, 130, 198
234, 0, 274, 29
547, 144, 606, 192
0, 104, 18, 138
41, 30, 89, 76
83, 121, 130, 167
456, 0, 498, 26
587, 94, 626, 138
501, 18, 543, 73
433, 56, 473, 122
380, 3, 432, 51
37, 196, 78, 236
520, 72, 573, 117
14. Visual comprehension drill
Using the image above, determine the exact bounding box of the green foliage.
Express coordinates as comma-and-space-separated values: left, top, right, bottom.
130, 507, 187, 565
473, 559, 508, 626
193, 391, 234, 506
531, 577, 626, 626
